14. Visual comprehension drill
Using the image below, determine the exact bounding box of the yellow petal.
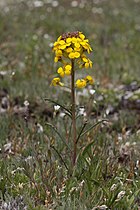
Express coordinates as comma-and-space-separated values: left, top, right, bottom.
54, 57, 59, 62
85, 75, 94, 84
65, 69, 71, 75
51, 77, 60, 86
79, 33, 85, 40
74, 47, 81, 52
65, 64, 72, 71
85, 62, 89, 68
51, 77, 64, 86
57, 36, 62, 42
69, 52, 75, 59
59, 44, 67, 50
53, 41, 59, 47
76, 79, 86, 88
59, 40, 65, 45
66, 38, 72, 43
56, 50, 62, 56
72, 37, 77, 43
66, 47, 73, 53
82, 57, 88, 62
74, 43, 80, 48
57, 67, 65, 77
74, 52, 80, 58
64, 64, 72, 75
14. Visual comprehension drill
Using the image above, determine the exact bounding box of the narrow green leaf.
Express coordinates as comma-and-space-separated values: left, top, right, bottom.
46, 122, 72, 152
81, 140, 95, 157
80, 119, 108, 138
51, 145, 69, 170
44, 98, 72, 117
76, 121, 88, 144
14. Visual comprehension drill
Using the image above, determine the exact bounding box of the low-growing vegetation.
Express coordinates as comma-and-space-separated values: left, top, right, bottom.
0, 0, 140, 209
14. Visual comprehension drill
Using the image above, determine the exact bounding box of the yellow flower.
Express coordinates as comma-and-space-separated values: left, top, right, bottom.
76, 79, 86, 88
54, 56, 61, 63
80, 40, 88, 46
83, 43, 92, 53
53, 42, 59, 51
79, 38, 92, 53
59, 40, 65, 45
69, 52, 80, 59
53, 32, 92, 62
85, 75, 94, 84
59, 44, 67, 50
74, 47, 81, 52
72, 37, 77, 43
69, 52, 75, 59
55, 50, 62, 56
57, 67, 65, 77
85, 62, 90, 68
64, 64, 72, 75
74, 43, 80, 48
66, 47, 73, 53
52, 31, 93, 87
57, 65, 72, 77
82, 58, 92, 68
82, 57, 88, 63
57, 36, 62, 42
66, 38, 72, 43
79, 32, 85, 40
74, 52, 80, 58
77, 37, 82, 42
81, 54, 92, 68
51, 77, 64, 86
56, 40, 71, 50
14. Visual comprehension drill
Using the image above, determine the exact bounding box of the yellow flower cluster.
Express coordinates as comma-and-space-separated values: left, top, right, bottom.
51, 31, 94, 88
53, 31, 92, 63
76, 75, 94, 88
51, 77, 64, 86
57, 64, 72, 77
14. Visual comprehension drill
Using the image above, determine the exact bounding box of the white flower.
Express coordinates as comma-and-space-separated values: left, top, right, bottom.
54, 105, 60, 111
49, 42, 54, 48
89, 89, 96, 95
18, 183, 24, 189
78, 107, 86, 116
110, 183, 117, 191
24, 100, 29, 107
34, 1, 44, 7
59, 112, 66, 118
116, 191, 125, 201
3, 203, 8, 208
52, 0, 59, 7
79, 180, 85, 187
71, 1, 78, 7
4, 142, 11, 152
37, 123, 44, 133
99, 205, 108, 209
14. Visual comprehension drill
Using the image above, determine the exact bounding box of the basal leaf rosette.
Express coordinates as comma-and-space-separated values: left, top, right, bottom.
51, 31, 94, 88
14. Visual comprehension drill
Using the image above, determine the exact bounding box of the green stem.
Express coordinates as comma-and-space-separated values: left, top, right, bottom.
76, 120, 88, 144
51, 145, 69, 170
71, 59, 77, 166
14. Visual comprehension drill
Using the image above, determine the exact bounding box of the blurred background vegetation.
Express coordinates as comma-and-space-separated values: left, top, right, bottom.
0, 0, 140, 209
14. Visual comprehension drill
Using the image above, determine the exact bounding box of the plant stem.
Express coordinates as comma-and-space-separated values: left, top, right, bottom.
71, 59, 77, 166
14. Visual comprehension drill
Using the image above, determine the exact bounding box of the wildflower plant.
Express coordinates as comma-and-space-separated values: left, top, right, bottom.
48, 31, 95, 167
51, 31, 94, 88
